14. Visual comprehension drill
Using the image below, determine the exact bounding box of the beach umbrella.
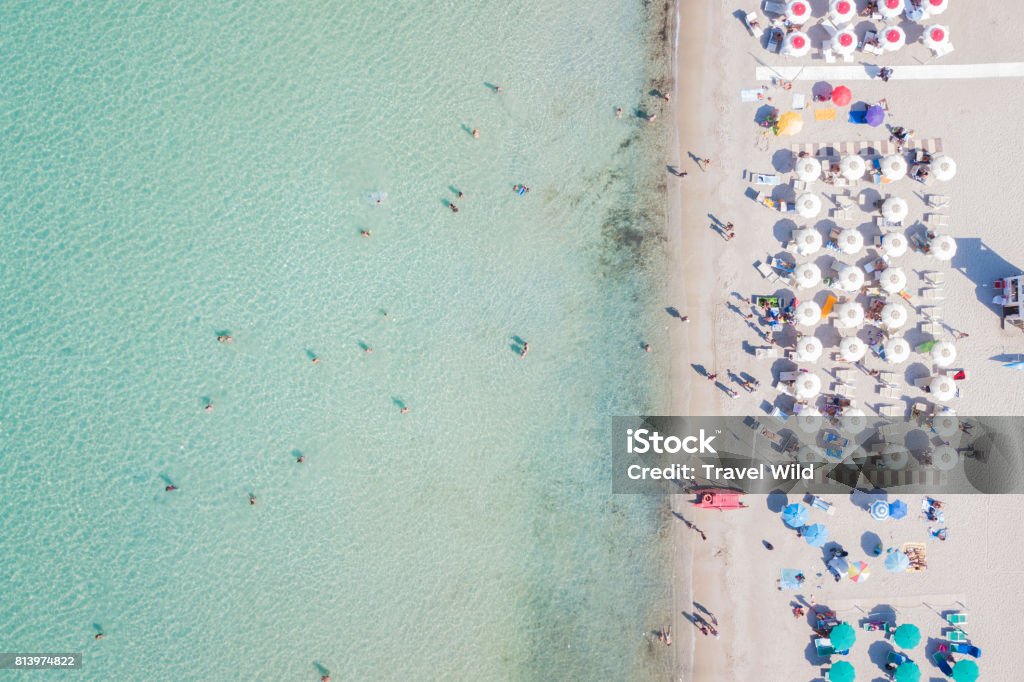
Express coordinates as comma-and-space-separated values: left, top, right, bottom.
882, 26, 906, 51
795, 262, 822, 289
796, 192, 822, 218
797, 409, 823, 434
883, 445, 910, 469
786, 0, 812, 24
835, 302, 864, 329
951, 660, 979, 682
840, 155, 866, 180
880, 0, 902, 20
784, 31, 811, 58
881, 197, 909, 222
894, 662, 921, 682
880, 302, 909, 330
881, 154, 908, 181
886, 549, 911, 573
837, 263, 866, 291
804, 523, 829, 547
889, 499, 909, 519
880, 233, 908, 258
932, 444, 959, 471
837, 228, 864, 255
797, 445, 825, 463
924, 25, 950, 51
926, 0, 949, 16
796, 372, 822, 399
880, 267, 908, 294
893, 623, 921, 648
870, 499, 890, 520
930, 375, 957, 401
932, 413, 960, 437
932, 155, 957, 181
829, 0, 856, 25
796, 301, 823, 327
797, 335, 824, 362
782, 502, 809, 528
834, 28, 858, 55
930, 234, 957, 261
931, 341, 957, 367
828, 660, 856, 682
829, 556, 850, 575
830, 622, 857, 650
776, 110, 804, 136
840, 336, 867, 362
866, 105, 886, 127
795, 156, 822, 182
841, 408, 868, 434
794, 227, 823, 256
831, 85, 852, 107
883, 336, 911, 364
847, 561, 870, 583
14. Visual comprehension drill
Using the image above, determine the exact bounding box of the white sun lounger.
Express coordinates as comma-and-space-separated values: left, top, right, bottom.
763, 0, 787, 15
925, 214, 951, 228
756, 347, 780, 360
751, 172, 781, 185
921, 321, 944, 336
879, 404, 904, 417
932, 43, 956, 59
923, 271, 945, 285
920, 306, 942, 321
920, 288, 944, 301
743, 12, 765, 39
927, 195, 951, 209
862, 31, 884, 56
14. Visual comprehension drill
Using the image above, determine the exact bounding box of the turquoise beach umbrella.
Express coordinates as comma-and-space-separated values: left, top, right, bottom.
893, 623, 921, 649
951, 660, 979, 682
782, 502, 809, 528
830, 622, 856, 651
885, 549, 910, 573
804, 523, 829, 547
828, 660, 856, 682
894, 661, 921, 682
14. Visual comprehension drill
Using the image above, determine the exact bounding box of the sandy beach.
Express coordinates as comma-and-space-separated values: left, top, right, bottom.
664, 0, 1024, 679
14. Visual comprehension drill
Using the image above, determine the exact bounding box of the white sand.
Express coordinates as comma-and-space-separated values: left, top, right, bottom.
665, 0, 1024, 679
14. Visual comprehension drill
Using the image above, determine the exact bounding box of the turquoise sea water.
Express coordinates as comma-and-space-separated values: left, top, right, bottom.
0, 2, 673, 679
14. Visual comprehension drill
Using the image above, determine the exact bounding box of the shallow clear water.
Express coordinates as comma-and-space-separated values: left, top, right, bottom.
0, 2, 673, 679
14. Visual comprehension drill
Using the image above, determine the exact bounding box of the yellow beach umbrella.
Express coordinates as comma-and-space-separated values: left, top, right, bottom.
776, 111, 804, 137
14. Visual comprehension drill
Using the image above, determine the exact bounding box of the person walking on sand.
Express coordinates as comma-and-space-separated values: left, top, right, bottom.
663, 626, 672, 645
953, 330, 969, 340
706, 373, 717, 382
698, 158, 711, 171
680, 315, 689, 323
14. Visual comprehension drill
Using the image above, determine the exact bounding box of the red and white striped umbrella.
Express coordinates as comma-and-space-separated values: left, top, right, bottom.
926, 0, 949, 16
882, 26, 906, 52
829, 0, 856, 25
784, 31, 811, 58
880, 0, 903, 20
924, 25, 950, 51
833, 28, 858, 55
786, 0, 812, 25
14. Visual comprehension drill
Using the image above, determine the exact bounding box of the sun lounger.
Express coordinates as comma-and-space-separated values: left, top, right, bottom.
920, 306, 942, 320
932, 42, 956, 58
741, 88, 767, 103
779, 371, 800, 382
948, 642, 981, 658
742, 11, 765, 39
763, 0, 787, 15
755, 261, 780, 282
879, 404, 903, 417
946, 629, 968, 643
947, 612, 968, 626
862, 31, 884, 55
921, 322, 944, 336
835, 368, 855, 383
822, 45, 836, 63
830, 208, 853, 222
767, 27, 783, 53
792, 93, 806, 110
834, 383, 855, 397
927, 195, 951, 209
920, 288, 944, 301
755, 346, 780, 360
925, 213, 951, 228
751, 172, 781, 185
933, 652, 954, 677
880, 386, 902, 399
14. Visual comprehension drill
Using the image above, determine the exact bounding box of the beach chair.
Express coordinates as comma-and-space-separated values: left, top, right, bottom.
946, 628, 968, 643
762, 0, 787, 15
925, 213, 951, 228
767, 27, 784, 53
792, 93, 806, 111
834, 383, 855, 397
921, 321, 944, 336
779, 371, 800, 382
741, 88, 767, 103
822, 45, 836, 64
835, 368, 855, 383
751, 172, 781, 185
949, 642, 982, 658
862, 31, 884, 55
742, 11, 765, 39
756, 261, 781, 282
933, 652, 955, 677
830, 208, 853, 223
947, 612, 968, 626
927, 195, 951, 209
880, 386, 902, 399
879, 404, 903, 417
923, 271, 945, 285
920, 306, 942, 321
920, 288, 944, 301
755, 347, 780, 360
933, 42, 956, 58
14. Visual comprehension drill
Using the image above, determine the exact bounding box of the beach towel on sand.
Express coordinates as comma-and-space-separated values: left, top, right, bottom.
815, 108, 837, 121
741, 88, 767, 103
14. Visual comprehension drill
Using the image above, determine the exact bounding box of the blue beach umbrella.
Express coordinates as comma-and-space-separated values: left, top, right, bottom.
889, 499, 908, 520
885, 549, 911, 573
804, 523, 829, 547
870, 499, 890, 521
782, 502, 809, 528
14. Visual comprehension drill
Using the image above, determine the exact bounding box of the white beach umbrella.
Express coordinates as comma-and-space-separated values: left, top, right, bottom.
829, 0, 856, 25
786, 0, 812, 25
879, 0, 903, 20
880, 267, 908, 293
925, 0, 949, 17
881, 197, 909, 222
842, 446, 869, 470
797, 409, 823, 434
833, 28, 858, 55
932, 155, 957, 181
883, 336, 910, 364
932, 413, 960, 438
882, 444, 910, 470
837, 263, 865, 292
794, 262, 822, 289
793, 228, 823, 256
880, 233, 908, 258
880, 302, 909, 329
784, 31, 812, 58
797, 444, 825, 462
795, 301, 823, 327
931, 444, 958, 471
835, 302, 864, 329
923, 25, 950, 50
930, 234, 956, 261
840, 336, 867, 362
841, 408, 868, 434
882, 26, 906, 52
837, 228, 864, 255
796, 192, 822, 219
931, 340, 957, 367
880, 155, 908, 181
840, 155, 866, 180
795, 157, 822, 183
797, 336, 824, 363
795, 372, 822, 399
929, 375, 957, 402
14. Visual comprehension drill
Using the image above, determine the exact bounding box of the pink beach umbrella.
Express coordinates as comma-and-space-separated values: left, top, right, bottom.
880, 0, 903, 20
924, 25, 950, 51
829, 0, 856, 25
784, 31, 811, 58
882, 26, 906, 52
786, 0, 812, 25
926, 0, 949, 16
833, 28, 858, 56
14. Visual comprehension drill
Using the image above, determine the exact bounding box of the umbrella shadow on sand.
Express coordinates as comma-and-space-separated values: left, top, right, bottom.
766, 490, 788, 513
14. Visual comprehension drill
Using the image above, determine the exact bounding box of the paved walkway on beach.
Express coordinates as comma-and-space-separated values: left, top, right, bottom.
755, 62, 1024, 82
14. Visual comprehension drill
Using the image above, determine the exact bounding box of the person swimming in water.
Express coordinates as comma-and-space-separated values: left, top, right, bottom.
248, 493, 256, 506
311, 355, 321, 364
360, 229, 371, 238
520, 341, 529, 358
615, 107, 622, 118
217, 335, 233, 344
400, 406, 410, 414
472, 128, 479, 139
450, 203, 459, 213
165, 485, 178, 492
204, 402, 214, 413
297, 454, 305, 463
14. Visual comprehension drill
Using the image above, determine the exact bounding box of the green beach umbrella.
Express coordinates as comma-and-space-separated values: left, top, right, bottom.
894, 661, 921, 682
893, 623, 921, 649
828, 660, 856, 682
830, 622, 856, 651
951, 660, 979, 682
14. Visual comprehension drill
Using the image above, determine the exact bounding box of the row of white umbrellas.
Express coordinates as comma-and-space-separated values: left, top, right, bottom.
784, 1, 949, 27
786, 366, 958, 403
785, 24, 951, 57
794, 300, 911, 330
796, 154, 957, 184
